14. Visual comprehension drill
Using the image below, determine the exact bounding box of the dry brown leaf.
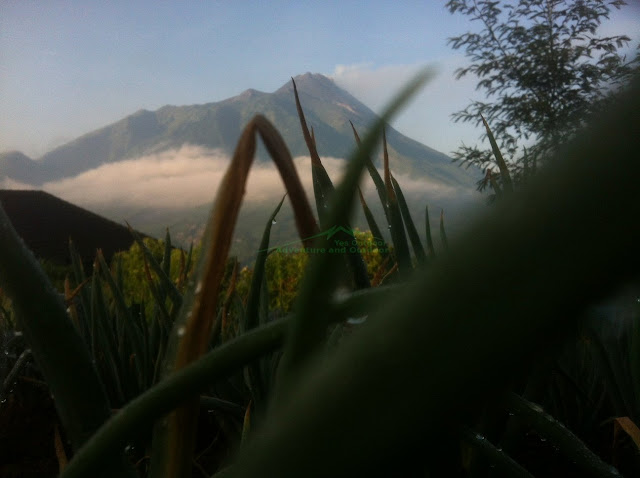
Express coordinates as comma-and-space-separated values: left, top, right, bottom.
162, 114, 319, 478
614, 416, 640, 451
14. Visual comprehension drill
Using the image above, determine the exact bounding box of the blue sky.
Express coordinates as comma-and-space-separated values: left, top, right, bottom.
1, 1, 639, 158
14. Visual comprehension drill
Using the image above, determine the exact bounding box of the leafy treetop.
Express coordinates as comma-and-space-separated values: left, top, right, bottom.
445, 0, 638, 194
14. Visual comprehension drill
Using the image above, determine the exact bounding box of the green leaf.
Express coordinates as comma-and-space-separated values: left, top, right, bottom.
357, 187, 390, 260
382, 128, 412, 277
481, 114, 514, 194
425, 205, 436, 259
439, 209, 449, 252
349, 121, 391, 226
391, 174, 426, 265
245, 195, 286, 333
292, 78, 371, 291
460, 427, 534, 478
275, 69, 435, 393
244, 195, 286, 409
506, 393, 622, 477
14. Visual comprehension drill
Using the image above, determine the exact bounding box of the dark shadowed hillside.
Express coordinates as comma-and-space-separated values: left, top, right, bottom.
0, 190, 140, 267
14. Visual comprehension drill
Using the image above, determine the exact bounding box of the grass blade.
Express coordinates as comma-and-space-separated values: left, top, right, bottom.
391, 174, 426, 265
245, 195, 286, 333
482, 114, 513, 194
425, 205, 436, 259
244, 195, 286, 409
506, 393, 622, 477
349, 121, 391, 226
292, 78, 371, 290
275, 69, 435, 392
460, 427, 534, 478
357, 187, 390, 260
440, 209, 449, 252
382, 127, 412, 276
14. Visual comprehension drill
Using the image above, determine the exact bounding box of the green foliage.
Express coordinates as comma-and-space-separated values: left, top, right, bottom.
264, 250, 307, 315
1, 71, 639, 478
114, 237, 200, 317
446, 0, 639, 191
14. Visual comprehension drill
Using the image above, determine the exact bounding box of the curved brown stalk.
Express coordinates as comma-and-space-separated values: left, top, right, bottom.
153, 114, 319, 478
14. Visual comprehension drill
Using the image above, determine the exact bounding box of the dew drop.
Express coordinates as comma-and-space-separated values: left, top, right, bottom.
347, 316, 368, 325
272, 219, 277, 225
177, 326, 186, 337
540, 437, 547, 442
387, 224, 392, 229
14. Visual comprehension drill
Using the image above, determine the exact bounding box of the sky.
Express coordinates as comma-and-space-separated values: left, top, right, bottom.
1, 1, 639, 159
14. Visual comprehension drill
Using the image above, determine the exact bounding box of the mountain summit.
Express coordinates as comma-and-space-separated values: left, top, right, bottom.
1, 73, 476, 189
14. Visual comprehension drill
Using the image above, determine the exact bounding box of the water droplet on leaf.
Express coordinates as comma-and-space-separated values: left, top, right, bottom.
347, 316, 368, 325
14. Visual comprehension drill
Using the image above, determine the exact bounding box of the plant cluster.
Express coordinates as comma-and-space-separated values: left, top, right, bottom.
0, 70, 639, 477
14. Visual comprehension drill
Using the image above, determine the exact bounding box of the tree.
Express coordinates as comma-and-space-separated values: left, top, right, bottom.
445, 0, 638, 194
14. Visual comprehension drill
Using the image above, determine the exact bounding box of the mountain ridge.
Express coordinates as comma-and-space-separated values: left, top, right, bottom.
1, 73, 477, 189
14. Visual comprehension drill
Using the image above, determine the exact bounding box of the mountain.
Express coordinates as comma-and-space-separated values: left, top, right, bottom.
0, 151, 55, 185
1, 73, 482, 257
0, 73, 476, 189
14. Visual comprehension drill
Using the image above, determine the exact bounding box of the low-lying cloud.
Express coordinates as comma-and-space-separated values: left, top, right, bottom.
3, 144, 470, 215
0, 177, 35, 190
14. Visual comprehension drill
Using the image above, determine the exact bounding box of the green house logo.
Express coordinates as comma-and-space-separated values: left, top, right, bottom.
260, 224, 387, 255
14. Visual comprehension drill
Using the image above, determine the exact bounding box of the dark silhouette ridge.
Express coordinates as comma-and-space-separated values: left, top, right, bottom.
0, 190, 141, 267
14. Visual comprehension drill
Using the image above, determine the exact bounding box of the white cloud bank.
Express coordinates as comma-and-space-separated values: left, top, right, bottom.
1, 144, 466, 212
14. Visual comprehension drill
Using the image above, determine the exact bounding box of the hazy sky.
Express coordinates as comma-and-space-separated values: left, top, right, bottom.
1, 1, 639, 158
